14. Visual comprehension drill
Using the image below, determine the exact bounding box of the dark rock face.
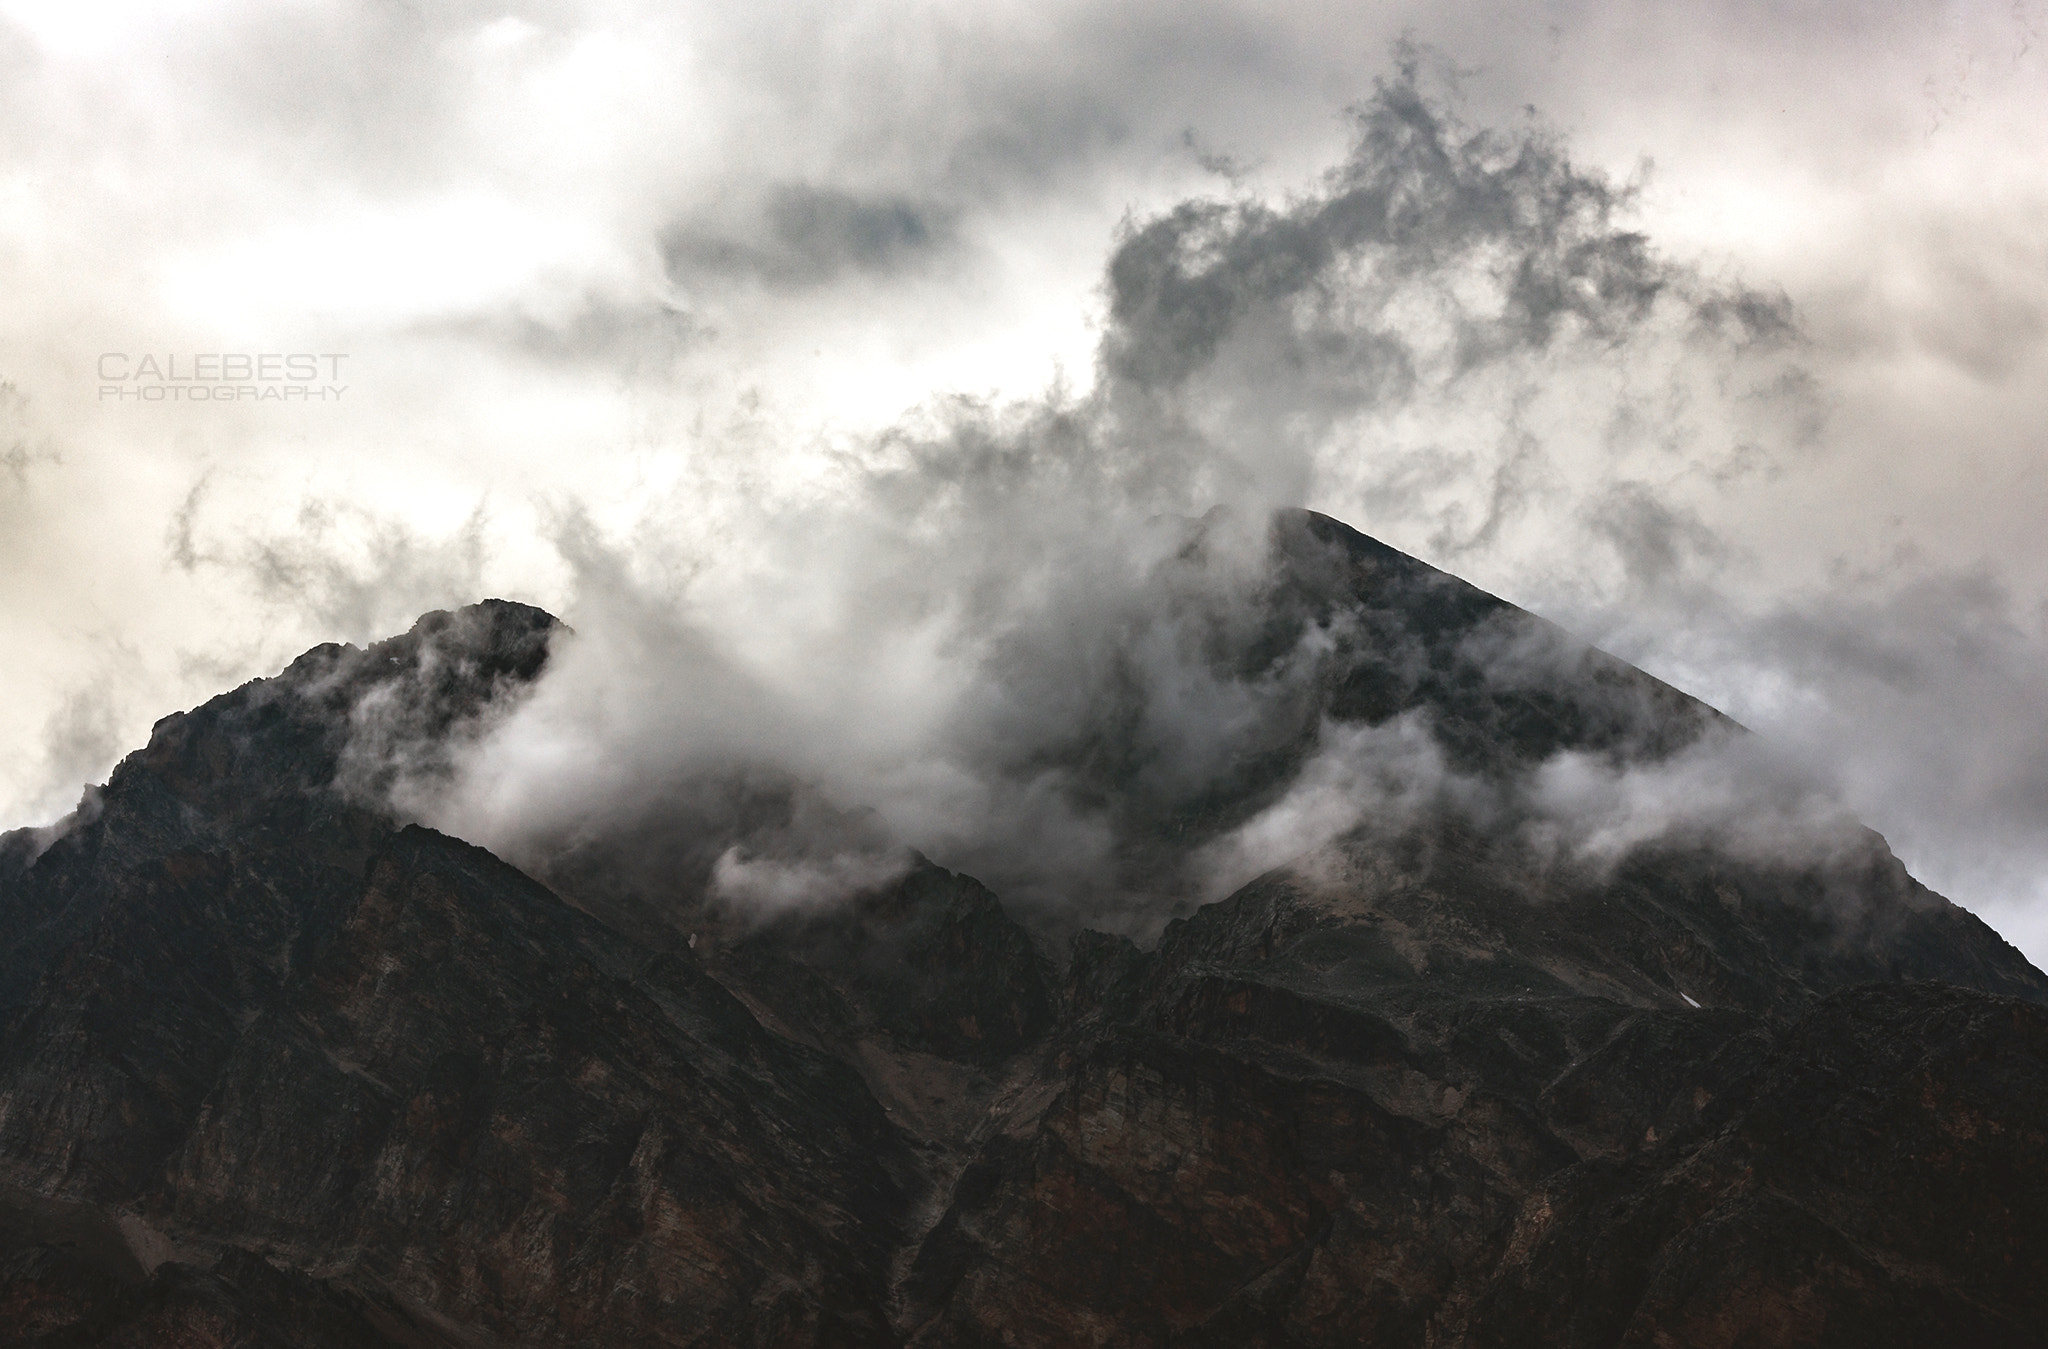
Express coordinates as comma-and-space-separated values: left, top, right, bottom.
716, 862, 1055, 1069
0, 604, 915, 1345
1, 520, 2044, 1346
903, 843, 2048, 1345
1467, 983, 2048, 1348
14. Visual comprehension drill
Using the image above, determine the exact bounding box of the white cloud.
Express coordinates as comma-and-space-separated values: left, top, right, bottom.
2, 1, 2047, 964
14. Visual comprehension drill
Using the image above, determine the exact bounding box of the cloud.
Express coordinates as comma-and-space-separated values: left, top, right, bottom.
711, 846, 917, 918
4, 4, 2047, 964
1597, 557, 2048, 957
1517, 730, 1863, 875
1581, 482, 1731, 594
1190, 711, 1457, 901
1188, 705, 1875, 921
168, 482, 494, 646
24, 689, 122, 824
665, 184, 961, 289
372, 66, 1824, 937
422, 289, 700, 374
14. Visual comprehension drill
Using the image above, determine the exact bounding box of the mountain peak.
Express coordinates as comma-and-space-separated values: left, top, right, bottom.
0, 531, 2043, 1345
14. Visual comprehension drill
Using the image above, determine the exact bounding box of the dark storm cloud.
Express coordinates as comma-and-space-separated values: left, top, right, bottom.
663, 184, 961, 289
1101, 76, 1650, 392
1582, 482, 1729, 593
1072, 50, 1819, 573
1179, 128, 1258, 186
1099, 61, 1798, 399
424, 292, 700, 372
1692, 289, 1800, 351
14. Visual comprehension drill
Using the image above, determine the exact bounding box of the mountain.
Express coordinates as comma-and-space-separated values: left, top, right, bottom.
0, 513, 2042, 1347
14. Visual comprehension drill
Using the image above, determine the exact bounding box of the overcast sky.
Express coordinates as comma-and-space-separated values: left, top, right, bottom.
3, 0, 2047, 958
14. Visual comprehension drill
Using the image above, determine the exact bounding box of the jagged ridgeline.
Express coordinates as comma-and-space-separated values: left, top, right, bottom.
1, 510, 2043, 1347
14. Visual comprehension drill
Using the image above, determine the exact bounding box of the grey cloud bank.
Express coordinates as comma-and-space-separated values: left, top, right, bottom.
1, 2, 2046, 959
351, 80, 1871, 939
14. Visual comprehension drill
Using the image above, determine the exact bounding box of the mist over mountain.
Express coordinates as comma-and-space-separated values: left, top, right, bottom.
333, 70, 1816, 951
15, 37, 2048, 971
3, 23, 2048, 1346
0, 507, 2042, 1346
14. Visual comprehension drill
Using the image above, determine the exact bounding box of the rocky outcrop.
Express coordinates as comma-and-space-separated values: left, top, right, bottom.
899, 838, 2048, 1344
1466, 982, 2048, 1347
0, 519, 2042, 1346
0, 605, 914, 1345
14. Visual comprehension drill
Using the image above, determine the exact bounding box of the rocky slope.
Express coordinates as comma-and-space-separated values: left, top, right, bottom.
0, 515, 2042, 1347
